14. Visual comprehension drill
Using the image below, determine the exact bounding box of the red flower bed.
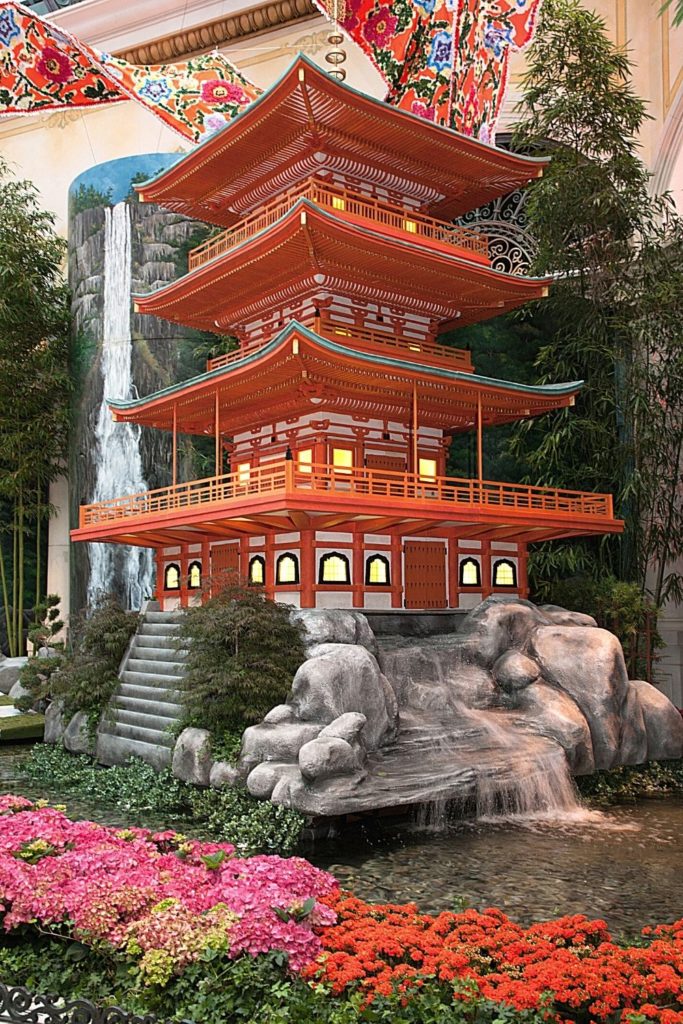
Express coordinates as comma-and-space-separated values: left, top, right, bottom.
303, 893, 683, 1024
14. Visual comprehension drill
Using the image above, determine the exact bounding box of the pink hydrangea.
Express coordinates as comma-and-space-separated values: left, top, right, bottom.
0, 796, 337, 984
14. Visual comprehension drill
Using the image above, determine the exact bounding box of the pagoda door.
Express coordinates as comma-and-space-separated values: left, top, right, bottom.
403, 541, 447, 609
210, 542, 240, 595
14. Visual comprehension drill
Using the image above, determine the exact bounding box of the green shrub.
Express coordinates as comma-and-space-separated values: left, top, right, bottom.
178, 579, 305, 741
18, 745, 305, 856
18, 596, 138, 730
576, 758, 683, 805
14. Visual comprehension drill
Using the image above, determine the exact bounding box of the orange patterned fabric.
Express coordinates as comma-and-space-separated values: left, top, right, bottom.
316, 0, 543, 142
0, 1, 260, 142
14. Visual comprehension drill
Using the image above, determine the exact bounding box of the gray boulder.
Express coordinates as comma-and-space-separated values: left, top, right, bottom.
539, 605, 598, 628
262, 704, 296, 724
289, 644, 398, 749
292, 609, 378, 655
531, 626, 628, 769
9, 680, 32, 704
513, 681, 595, 774
240, 721, 323, 771
246, 761, 301, 800
299, 736, 364, 781
618, 682, 648, 765
319, 712, 367, 744
458, 599, 550, 667
209, 760, 240, 789
171, 727, 212, 786
43, 701, 65, 745
493, 651, 540, 692
631, 680, 683, 761
0, 658, 28, 695
63, 711, 95, 756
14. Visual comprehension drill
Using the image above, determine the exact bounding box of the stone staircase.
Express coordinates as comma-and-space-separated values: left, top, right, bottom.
96, 606, 187, 769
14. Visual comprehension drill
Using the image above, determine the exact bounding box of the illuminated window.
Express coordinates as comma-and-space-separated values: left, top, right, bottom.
164, 563, 180, 591
418, 457, 437, 480
188, 560, 202, 589
276, 553, 299, 585
237, 462, 251, 485
493, 559, 517, 588
297, 448, 313, 474
366, 554, 390, 586
319, 552, 351, 584
248, 555, 265, 586
332, 195, 346, 211
459, 557, 481, 587
332, 447, 353, 474
403, 218, 418, 234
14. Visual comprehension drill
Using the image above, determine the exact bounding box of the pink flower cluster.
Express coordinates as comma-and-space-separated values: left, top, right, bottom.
0, 796, 337, 981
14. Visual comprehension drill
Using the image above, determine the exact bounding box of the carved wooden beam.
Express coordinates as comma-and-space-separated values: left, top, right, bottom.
116, 0, 318, 64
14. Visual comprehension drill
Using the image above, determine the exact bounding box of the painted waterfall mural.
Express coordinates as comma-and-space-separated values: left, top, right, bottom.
68, 154, 216, 613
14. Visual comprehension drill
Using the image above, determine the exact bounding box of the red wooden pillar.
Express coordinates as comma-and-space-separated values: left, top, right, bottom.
179, 545, 189, 608
154, 550, 164, 607
352, 528, 364, 608
390, 533, 403, 608
518, 543, 529, 598
201, 539, 210, 604
481, 540, 491, 599
447, 531, 459, 608
240, 537, 250, 583
300, 530, 315, 608
264, 534, 275, 601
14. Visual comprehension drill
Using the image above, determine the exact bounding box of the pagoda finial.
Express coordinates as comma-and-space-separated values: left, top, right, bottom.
320, 0, 348, 81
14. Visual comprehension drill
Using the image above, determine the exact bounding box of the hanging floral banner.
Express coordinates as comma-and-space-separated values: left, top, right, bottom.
314, 0, 543, 142
0, 1, 260, 142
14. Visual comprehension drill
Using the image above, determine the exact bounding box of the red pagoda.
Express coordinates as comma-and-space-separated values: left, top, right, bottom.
71, 56, 623, 612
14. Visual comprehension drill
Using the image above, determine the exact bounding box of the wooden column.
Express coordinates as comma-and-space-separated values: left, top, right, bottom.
179, 544, 189, 609
172, 403, 178, 488
201, 539, 210, 603
390, 533, 403, 608
300, 530, 315, 608
481, 539, 491, 599
476, 393, 483, 482
264, 534, 275, 601
352, 526, 364, 608
154, 550, 164, 607
447, 531, 459, 608
518, 543, 529, 598
411, 382, 419, 477
214, 391, 221, 478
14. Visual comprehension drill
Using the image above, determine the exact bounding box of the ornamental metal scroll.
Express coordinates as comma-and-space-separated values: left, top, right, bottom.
0, 984, 186, 1024
457, 189, 539, 277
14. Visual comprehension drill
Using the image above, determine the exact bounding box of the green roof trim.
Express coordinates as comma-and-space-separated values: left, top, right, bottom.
108, 320, 582, 412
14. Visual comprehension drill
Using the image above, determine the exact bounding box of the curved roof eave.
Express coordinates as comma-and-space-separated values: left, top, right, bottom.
108, 320, 583, 413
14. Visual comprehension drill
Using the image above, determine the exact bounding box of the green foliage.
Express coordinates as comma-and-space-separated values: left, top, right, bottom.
0, 931, 551, 1024
18, 597, 138, 727
659, 0, 683, 27
0, 160, 71, 655
509, 0, 683, 611
576, 759, 683, 806
178, 580, 306, 739
27, 593, 63, 652
18, 745, 306, 857
68, 183, 113, 216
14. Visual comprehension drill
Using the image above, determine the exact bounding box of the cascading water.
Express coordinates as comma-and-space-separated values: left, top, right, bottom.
87, 202, 154, 610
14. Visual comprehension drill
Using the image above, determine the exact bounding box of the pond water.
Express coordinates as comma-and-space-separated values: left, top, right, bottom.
1, 744, 681, 936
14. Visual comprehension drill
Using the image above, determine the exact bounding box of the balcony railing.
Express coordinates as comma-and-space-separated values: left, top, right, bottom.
78, 460, 614, 529
205, 319, 473, 373
188, 180, 489, 271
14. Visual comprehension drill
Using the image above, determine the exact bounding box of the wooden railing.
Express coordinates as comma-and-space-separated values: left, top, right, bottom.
79, 459, 614, 528
205, 319, 474, 372
188, 179, 489, 271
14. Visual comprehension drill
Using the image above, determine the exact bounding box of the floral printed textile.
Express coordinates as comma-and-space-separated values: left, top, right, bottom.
316, 0, 543, 141
0, 1, 260, 142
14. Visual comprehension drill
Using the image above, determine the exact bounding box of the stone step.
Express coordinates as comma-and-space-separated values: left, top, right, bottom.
134, 634, 179, 651
121, 669, 186, 687
139, 623, 181, 637
99, 720, 176, 748
113, 695, 183, 718
112, 708, 179, 734
118, 682, 182, 703
145, 610, 186, 625
96, 731, 172, 770
127, 658, 186, 677
128, 644, 188, 663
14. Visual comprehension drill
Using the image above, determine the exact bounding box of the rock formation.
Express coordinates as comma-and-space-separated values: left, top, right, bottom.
235, 600, 683, 816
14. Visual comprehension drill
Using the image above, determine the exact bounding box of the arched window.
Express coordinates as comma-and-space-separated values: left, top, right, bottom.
248, 555, 265, 586
188, 560, 202, 589
164, 563, 180, 590
493, 559, 517, 588
365, 554, 390, 586
459, 557, 481, 587
276, 553, 299, 585
319, 552, 351, 584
